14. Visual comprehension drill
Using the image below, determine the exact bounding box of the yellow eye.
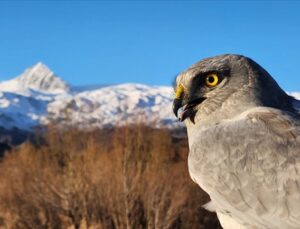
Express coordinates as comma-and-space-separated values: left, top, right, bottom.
205, 74, 219, 87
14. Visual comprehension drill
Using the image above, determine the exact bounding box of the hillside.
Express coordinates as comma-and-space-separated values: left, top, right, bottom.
0, 63, 180, 131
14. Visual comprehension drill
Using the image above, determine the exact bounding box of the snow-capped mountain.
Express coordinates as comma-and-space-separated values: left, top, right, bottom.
0, 63, 69, 96
0, 63, 178, 130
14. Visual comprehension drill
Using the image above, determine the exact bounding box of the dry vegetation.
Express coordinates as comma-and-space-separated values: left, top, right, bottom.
0, 124, 221, 229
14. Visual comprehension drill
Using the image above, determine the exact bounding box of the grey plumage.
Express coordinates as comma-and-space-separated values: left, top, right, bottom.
173, 54, 300, 229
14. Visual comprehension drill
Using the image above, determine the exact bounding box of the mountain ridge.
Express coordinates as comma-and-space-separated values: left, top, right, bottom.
0, 62, 69, 96
0, 63, 179, 131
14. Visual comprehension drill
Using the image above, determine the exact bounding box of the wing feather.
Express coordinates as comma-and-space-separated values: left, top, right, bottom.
188, 107, 300, 228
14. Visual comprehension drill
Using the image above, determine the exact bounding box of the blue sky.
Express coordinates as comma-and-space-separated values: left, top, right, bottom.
0, 1, 300, 91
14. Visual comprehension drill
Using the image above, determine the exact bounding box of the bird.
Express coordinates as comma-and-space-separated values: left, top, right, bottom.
172, 54, 300, 229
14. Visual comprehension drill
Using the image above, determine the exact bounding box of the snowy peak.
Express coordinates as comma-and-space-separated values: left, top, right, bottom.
0, 62, 69, 95
16, 62, 69, 94
23, 62, 52, 77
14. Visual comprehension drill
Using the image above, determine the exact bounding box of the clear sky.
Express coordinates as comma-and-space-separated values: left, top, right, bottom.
0, 1, 300, 91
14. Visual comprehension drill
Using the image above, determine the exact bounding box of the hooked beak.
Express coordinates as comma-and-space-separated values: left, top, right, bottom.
173, 97, 206, 123
173, 83, 206, 123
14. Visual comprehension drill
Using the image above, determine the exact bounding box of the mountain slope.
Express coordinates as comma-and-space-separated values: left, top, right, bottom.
47, 83, 178, 129
0, 63, 178, 130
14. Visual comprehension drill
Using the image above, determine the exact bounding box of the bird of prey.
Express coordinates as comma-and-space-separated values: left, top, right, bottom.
173, 54, 300, 229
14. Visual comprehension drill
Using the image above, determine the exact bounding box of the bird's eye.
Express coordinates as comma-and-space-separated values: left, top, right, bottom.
205, 74, 219, 87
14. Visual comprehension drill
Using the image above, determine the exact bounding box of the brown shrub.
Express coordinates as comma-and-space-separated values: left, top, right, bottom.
0, 125, 221, 229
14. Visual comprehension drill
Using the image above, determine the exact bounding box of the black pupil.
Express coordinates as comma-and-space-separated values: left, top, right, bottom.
208, 76, 215, 83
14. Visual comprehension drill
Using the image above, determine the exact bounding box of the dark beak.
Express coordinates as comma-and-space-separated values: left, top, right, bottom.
173, 97, 206, 123
173, 98, 183, 118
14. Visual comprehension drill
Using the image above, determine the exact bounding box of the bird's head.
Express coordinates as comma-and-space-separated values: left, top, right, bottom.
173, 54, 293, 125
